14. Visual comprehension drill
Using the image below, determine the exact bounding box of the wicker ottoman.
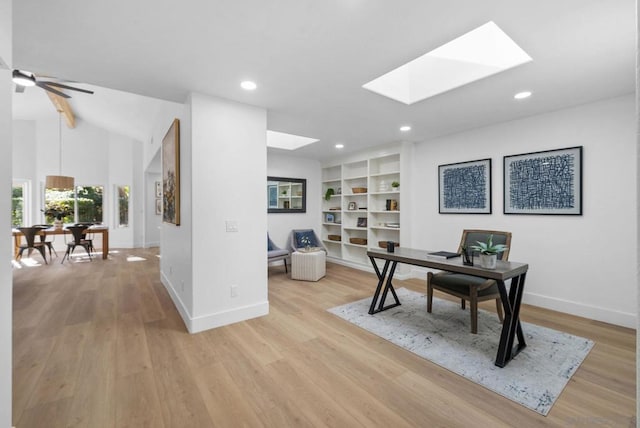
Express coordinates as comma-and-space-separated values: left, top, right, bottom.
291, 250, 326, 281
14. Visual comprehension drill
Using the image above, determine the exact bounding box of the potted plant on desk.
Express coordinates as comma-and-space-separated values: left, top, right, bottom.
470, 235, 508, 269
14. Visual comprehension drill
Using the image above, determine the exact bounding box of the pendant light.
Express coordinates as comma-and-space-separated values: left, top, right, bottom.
45, 112, 74, 189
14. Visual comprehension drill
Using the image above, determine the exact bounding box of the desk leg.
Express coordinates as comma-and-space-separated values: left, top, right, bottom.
495, 273, 527, 367
368, 257, 401, 315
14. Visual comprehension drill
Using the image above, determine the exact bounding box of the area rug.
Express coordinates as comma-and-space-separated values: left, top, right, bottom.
327, 287, 594, 416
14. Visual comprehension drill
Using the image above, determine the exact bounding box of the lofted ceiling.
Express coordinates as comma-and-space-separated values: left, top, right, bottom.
12, 0, 635, 161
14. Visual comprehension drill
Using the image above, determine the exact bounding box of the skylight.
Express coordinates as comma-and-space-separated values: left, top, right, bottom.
267, 130, 319, 150
362, 21, 532, 105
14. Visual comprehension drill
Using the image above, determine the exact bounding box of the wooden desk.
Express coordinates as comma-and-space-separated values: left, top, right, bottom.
13, 226, 109, 260
367, 247, 529, 368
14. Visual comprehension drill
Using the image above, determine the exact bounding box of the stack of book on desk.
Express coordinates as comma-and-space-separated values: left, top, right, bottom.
426, 251, 460, 259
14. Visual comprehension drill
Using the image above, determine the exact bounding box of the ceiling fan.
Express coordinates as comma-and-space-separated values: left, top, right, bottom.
12, 69, 94, 99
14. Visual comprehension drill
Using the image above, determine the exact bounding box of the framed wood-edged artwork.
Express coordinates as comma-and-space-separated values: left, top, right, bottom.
438, 158, 492, 214
504, 146, 582, 215
162, 119, 180, 225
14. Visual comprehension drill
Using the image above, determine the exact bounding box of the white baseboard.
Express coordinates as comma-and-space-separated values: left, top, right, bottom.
160, 271, 191, 330
407, 268, 636, 329
189, 301, 269, 334
160, 272, 269, 333
523, 292, 636, 329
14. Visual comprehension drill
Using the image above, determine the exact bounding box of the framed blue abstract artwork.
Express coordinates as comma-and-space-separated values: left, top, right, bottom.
438, 158, 492, 214
504, 146, 582, 215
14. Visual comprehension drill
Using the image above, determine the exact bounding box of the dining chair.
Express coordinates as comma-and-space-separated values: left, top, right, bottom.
16, 227, 48, 264
33, 224, 57, 260
427, 229, 512, 334
61, 225, 93, 264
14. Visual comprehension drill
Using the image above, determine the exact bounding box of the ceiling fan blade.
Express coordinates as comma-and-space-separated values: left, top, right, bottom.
36, 81, 70, 98
15, 85, 25, 93
42, 81, 94, 94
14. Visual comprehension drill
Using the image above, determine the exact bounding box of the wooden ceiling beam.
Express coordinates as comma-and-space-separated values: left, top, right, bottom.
46, 91, 76, 128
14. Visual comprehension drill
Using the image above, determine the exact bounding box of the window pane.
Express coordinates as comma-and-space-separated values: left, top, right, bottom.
77, 186, 104, 223
12, 185, 23, 227
44, 188, 75, 223
117, 185, 130, 227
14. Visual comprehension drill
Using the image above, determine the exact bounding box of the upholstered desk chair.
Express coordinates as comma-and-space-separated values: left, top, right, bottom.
427, 229, 512, 334
288, 229, 327, 253
61, 225, 93, 264
268, 234, 290, 273
16, 227, 48, 264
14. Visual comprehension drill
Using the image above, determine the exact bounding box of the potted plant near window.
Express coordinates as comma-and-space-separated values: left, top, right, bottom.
470, 235, 508, 269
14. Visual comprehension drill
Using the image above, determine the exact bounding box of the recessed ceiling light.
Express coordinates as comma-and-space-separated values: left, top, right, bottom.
362, 21, 532, 105
266, 130, 318, 150
514, 91, 532, 100
335, 144, 344, 149
400, 125, 411, 132
241, 81, 257, 90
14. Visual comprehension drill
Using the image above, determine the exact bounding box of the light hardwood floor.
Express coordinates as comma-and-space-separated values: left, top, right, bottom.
12, 248, 636, 427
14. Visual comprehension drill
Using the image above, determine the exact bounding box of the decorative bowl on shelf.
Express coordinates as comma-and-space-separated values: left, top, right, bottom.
349, 237, 367, 245
352, 187, 367, 194
328, 235, 341, 241
378, 241, 400, 249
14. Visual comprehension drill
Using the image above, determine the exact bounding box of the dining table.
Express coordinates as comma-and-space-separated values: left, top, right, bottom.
12, 225, 109, 260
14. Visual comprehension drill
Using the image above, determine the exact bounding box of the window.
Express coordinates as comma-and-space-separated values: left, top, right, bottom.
77, 186, 103, 223
43, 185, 103, 224
12, 180, 29, 227
116, 185, 130, 228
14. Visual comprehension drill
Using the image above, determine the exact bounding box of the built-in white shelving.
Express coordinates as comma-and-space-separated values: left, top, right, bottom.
321, 152, 401, 267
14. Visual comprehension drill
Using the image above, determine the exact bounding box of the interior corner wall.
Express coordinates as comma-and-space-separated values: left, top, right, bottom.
412, 94, 637, 328
267, 152, 322, 248
157, 104, 193, 326
0, 0, 12, 424
189, 93, 268, 332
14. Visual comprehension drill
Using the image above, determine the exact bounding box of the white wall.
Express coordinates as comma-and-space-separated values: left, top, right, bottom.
412, 95, 636, 328
158, 93, 268, 333
0, 0, 12, 423
267, 152, 322, 250
108, 133, 142, 247
190, 93, 268, 331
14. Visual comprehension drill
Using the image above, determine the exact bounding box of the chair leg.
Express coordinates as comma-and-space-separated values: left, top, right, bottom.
495, 298, 504, 322
284, 259, 288, 273
61, 245, 73, 264
470, 287, 478, 334
426, 272, 433, 313
36, 245, 48, 264
461, 299, 466, 310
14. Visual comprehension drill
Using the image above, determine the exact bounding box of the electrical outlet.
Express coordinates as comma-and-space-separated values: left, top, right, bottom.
230, 285, 238, 297
226, 221, 239, 232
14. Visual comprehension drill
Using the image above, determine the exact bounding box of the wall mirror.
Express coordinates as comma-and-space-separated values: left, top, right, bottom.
267, 176, 306, 213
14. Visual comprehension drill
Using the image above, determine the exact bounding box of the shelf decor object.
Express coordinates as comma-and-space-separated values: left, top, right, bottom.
439, 158, 491, 214
503, 146, 582, 215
